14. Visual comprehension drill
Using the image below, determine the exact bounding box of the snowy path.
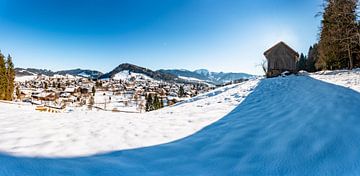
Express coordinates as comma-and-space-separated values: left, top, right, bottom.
1, 76, 360, 175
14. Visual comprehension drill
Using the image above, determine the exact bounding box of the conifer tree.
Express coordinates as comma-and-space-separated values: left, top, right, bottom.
92, 86, 96, 96
153, 95, 160, 110
16, 86, 21, 100
44, 82, 48, 90
5, 55, 15, 100
178, 86, 185, 98
297, 53, 307, 71
317, 0, 359, 70
145, 94, 153, 112
306, 44, 319, 72
0, 51, 7, 100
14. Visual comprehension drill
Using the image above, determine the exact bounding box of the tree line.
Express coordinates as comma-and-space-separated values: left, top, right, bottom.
0, 51, 15, 101
145, 94, 164, 112
299, 0, 360, 72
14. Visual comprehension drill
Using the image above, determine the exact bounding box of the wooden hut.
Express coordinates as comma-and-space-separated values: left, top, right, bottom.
264, 41, 299, 77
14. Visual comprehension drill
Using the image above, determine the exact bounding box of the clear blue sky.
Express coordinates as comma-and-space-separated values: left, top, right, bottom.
0, 0, 322, 75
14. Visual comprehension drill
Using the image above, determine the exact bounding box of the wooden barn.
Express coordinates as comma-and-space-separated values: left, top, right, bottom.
264, 41, 299, 77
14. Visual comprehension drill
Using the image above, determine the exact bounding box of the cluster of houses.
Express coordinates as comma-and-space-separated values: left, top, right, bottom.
15, 73, 213, 113
17, 75, 94, 109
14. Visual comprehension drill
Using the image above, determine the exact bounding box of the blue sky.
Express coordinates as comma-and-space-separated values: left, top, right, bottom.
0, 0, 322, 74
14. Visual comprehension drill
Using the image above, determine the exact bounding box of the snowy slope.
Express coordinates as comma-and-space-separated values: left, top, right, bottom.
160, 69, 254, 84
112, 70, 154, 81
178, 76, 205, 82
0, 79, 259, 157
311, 68, 360, 92
1, 76, 360, 175
15, 75, 37, 82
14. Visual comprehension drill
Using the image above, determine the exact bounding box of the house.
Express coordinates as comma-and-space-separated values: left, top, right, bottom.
264, 41, 299, 77
64, 87, 77, 95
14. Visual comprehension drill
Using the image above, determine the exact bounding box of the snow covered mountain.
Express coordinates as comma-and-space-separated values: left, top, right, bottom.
159, 69, 253, 84
55, 69, 103, 79
15, 68, 54, 77
16, 65, 253, 84
15, 68, 103, 79
98, 63, 179, 82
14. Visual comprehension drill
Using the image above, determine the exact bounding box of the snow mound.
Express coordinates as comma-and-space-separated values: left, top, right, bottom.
1, 76, 360, 175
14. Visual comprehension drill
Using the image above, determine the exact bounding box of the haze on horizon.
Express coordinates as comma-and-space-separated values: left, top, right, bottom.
0, 0, 321, 75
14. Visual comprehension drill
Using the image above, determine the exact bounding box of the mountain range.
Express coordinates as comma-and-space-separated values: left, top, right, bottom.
158, 69, 253, 84
16, 63, 254, 85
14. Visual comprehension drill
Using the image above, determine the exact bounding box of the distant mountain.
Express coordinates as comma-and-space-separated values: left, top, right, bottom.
16, 65, 253, 84
15, 68, 103, 79
55, 69, 103, 79
157, 69, 209, 81
98, 63, 178, 82
159, 69, 253, 84
15, 68, 54, 76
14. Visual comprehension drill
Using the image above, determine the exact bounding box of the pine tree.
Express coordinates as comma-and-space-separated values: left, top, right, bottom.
297, 53, 307, 71
153, 95, 160, 110
16, 86, 21, 100
317, 0, 359, 70
178, 86, 185, 98
0, 51, 7, 100
145, 94, 153, 112
92, 86, 96, 96
44, 82, 48, 90
5, 55, 15, 100
306, 44, 319, 72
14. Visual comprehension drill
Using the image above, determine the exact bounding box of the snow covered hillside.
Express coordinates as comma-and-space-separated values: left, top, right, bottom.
1, 76, 360, 175
310, 68, 360, 92
0, 79, 259, 157
112, 70, 154, 81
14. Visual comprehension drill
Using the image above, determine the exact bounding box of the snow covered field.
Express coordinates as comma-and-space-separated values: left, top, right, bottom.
0, 79, 259, 157
2, 70, 360, 175
1, 75, 360, 175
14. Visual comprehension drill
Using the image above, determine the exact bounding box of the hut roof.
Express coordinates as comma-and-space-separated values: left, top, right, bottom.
264, 41, 299, 57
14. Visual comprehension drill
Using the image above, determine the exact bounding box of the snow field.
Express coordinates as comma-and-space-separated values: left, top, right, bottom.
0, 79, 260, 157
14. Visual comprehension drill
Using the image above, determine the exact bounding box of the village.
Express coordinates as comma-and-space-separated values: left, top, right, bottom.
14, 72, 215, 113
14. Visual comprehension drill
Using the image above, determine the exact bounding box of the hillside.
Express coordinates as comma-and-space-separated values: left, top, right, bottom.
55, 69, 103, 79
15, 68, 54, 76
159, 69, 253, 84
98, 63, 179, 82
15, 68, 102, 79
